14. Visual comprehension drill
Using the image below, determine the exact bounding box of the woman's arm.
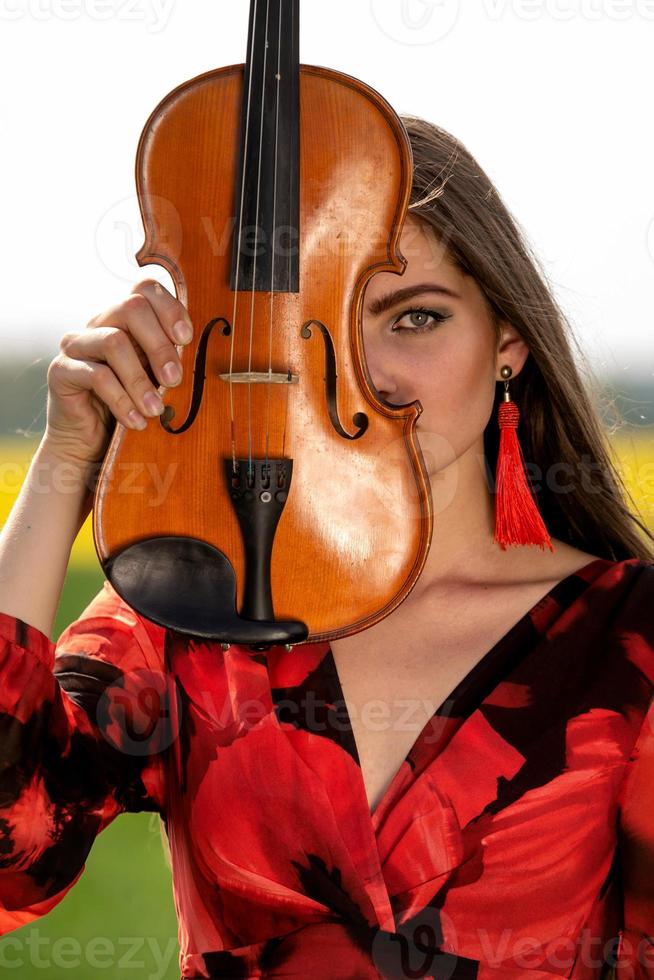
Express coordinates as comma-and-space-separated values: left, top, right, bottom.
0, 439, 95, 639
0, 584, 168, 934
617, 695, 654, 976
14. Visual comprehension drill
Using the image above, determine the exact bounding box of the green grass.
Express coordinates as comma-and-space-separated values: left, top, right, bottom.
0, 566, 180, 979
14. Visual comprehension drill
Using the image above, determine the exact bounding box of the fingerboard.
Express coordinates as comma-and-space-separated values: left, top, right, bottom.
230, 0, 300, 293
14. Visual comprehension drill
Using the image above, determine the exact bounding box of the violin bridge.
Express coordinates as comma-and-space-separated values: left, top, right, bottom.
218, 371, 299, 384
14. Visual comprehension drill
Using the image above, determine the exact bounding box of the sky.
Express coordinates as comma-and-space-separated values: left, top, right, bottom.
1, 0, 653, 382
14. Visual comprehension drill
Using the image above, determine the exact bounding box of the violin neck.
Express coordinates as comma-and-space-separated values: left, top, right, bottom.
230, 0, 301, 294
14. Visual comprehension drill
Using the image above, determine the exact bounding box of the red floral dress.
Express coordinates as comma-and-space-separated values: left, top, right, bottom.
0, 556, 653, 979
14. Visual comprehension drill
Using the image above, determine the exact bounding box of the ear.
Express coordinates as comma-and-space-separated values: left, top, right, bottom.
494, 321, 530, 381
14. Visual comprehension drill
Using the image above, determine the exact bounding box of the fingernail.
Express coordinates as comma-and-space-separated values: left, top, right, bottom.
128, 410, 147, 429
173, 320, 193, 344
162, 361, 181, 386
144, 392, 165, 415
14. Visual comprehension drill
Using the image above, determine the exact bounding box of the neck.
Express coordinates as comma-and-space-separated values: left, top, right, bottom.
414, 436, 559, 593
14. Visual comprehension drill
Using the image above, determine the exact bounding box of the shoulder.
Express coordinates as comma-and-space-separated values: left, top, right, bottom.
603, 555, 654, 620
515, 545, 654, 677
578, 555, 654, 687
568, 549, 654, 608
583, 553, 654, 594
508, 540, 652, 597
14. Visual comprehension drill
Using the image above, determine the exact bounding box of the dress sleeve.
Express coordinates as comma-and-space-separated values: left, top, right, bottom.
0, 581, 169, 934
617, 693, 654, 977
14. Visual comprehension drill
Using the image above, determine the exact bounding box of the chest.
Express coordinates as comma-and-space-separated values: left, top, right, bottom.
328, 579, 560, 814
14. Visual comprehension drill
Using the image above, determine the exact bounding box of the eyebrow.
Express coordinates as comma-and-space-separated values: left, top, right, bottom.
365, 282, 461, 317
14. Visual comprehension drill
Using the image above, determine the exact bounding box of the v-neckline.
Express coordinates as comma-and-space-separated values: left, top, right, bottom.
325, 557, 609, 819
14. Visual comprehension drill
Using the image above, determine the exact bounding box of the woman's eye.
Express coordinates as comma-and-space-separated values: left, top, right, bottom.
391, 308, 451, 334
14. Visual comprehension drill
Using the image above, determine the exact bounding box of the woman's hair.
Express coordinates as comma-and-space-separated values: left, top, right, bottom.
401, 113, 654, 562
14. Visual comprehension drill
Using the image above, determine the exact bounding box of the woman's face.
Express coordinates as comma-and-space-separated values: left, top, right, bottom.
361, 216, 528, 478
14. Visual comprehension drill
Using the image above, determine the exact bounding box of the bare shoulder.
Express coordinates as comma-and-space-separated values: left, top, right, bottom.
541, 540, 603, 575
331, 542, 606, 665
486, 539, 603, 590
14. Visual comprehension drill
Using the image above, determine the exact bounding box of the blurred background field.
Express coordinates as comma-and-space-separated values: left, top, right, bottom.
0, 364, 652, 978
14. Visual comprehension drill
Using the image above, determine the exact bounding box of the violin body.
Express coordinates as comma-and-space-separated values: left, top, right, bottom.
93, 31, 433, 648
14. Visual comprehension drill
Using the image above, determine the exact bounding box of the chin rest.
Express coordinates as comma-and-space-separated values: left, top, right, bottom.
103, 536, 309, 647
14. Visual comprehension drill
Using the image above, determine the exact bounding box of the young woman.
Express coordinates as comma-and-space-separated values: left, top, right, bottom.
0, 115, 652, 979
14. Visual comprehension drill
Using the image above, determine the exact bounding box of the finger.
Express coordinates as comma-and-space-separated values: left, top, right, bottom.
87, 279, 192, 343
121, 335, 158, 388
86, 285, 190, 389
60, 328, 167, 420
131, 279, 193, 344
48, 354, 150, 430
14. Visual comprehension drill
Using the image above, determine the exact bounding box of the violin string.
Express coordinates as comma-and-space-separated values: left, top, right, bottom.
286, 0, 296, 463
247, 0, 272, 481
267, 0, 284, 475
230, 0, 261, 479
288, 0, 294, 301
282, 0, 294, 465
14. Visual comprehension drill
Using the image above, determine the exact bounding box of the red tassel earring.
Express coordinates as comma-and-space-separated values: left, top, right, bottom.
493, 365, 553, 551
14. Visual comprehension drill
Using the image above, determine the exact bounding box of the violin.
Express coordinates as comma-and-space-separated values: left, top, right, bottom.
92, 0, 433, 652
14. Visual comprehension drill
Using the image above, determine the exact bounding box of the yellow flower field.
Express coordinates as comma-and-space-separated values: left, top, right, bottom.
1, 433, 653, 569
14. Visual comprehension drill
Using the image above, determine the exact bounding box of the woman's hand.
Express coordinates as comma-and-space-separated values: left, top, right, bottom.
44, 279, 193, 467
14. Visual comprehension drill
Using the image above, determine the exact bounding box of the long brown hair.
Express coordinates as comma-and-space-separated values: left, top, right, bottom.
401, 114, 654, 562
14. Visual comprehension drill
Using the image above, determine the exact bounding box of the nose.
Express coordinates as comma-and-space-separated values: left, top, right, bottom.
362, 337, 399, 406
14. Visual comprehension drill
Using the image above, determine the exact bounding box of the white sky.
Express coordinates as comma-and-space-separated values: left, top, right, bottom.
1, 0, 653, 381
